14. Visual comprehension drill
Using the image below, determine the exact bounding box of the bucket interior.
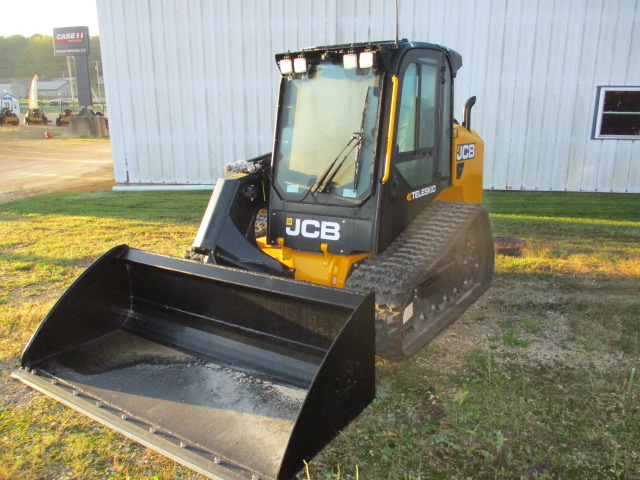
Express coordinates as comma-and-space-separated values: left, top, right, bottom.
18, 246, 375, 480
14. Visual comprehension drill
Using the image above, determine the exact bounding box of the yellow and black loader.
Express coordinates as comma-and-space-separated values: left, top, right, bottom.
0, 108, 20, 126
14, 39, 494, 480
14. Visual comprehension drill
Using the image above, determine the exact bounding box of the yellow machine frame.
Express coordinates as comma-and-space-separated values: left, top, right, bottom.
259, 121, 485, 287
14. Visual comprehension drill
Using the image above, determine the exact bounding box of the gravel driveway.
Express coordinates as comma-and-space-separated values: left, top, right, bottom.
0, 124, 113, 203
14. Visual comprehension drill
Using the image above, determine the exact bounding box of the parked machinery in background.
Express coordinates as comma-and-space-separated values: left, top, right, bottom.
0, 108, 20, 126
56, 109, 73, 126
25, 108, 48, 125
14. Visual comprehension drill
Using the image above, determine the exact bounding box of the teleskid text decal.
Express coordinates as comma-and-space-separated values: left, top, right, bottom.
407, 185, 437, 201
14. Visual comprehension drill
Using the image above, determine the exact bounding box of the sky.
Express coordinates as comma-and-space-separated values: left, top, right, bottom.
1, 0, 100, 37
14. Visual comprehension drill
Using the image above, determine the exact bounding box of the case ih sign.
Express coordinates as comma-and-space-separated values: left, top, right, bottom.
53, 27, 90, 55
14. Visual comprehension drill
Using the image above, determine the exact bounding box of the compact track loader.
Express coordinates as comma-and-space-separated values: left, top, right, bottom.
56, 108, 73, 126
25, 108, 48, 125
14, 40, 493, 480
0, 108, 19, 126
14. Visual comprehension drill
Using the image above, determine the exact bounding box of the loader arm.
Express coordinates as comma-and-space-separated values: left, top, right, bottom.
188, 153, 295, 277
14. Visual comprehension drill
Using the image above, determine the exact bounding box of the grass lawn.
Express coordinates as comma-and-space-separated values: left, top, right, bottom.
1, 191, 639, 480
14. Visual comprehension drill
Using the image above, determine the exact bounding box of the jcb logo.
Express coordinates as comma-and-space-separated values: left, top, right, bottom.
456, 143, 475, 161
285, 218, 341, 241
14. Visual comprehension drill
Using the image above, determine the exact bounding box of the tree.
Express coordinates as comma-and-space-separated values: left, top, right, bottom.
0, 34, 102, 83
0, 35, 31, 77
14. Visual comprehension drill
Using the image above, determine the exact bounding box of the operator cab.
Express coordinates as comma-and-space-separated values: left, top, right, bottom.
269, 40, 462, 254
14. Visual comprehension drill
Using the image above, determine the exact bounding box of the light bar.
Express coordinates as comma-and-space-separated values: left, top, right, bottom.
278, 58, 293, 75
293, 56, 307, 73
343, 53, 358, 70
359, 51, 374, 69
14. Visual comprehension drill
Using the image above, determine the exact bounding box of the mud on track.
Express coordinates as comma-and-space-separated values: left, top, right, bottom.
0, 124, 113, 204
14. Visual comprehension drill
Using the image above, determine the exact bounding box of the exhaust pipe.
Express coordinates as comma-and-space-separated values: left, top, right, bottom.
13, 245, 375, 480
462, 96, 476, 131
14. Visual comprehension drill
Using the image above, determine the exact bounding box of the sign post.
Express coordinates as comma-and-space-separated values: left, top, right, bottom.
53, 26, 108, 137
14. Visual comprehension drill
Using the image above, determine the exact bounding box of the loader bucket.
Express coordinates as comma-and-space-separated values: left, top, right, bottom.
13, 245, 375, 480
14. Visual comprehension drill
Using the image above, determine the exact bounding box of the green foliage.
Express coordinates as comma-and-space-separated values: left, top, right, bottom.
520, 314, 542, 334
0, 190, 209, 221
0, 34, 102, 85
484, 191, 640, 222
501, 330, 531, 347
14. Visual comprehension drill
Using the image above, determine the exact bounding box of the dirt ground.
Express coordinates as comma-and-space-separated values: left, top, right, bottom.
0, 124, 113, 204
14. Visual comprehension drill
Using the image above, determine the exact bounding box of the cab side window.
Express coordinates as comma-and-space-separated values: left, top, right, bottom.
419, 61, 437, 150
395, 56, 440, 188
397, 64, 418, 153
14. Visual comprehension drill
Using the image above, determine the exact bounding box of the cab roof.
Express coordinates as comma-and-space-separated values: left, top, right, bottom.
275, 39, 462, 75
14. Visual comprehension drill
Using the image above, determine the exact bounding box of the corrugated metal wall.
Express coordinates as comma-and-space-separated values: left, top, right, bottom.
96, 0, 640, 192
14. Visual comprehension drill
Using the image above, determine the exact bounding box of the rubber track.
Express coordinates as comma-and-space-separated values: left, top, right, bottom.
345, 201, 491, 358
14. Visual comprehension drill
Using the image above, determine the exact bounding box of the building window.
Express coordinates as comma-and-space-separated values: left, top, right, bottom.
593, 86, 640, 139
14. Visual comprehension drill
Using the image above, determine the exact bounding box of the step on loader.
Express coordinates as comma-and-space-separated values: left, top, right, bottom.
14, 39, 494, 480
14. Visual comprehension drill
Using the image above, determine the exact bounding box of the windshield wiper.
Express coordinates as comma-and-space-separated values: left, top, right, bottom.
311, 87, 371, 195
352, 87, 372, 191
311, 132, 363, 194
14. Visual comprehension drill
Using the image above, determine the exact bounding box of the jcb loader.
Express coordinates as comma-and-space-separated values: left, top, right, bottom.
14, 40, 493, 480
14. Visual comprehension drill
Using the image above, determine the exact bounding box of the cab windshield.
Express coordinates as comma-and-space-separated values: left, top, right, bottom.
274, 62, 380, 205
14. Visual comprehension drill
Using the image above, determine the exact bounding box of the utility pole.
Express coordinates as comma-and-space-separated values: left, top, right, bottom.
95, 60, 102, 101
66, 56, 76, 107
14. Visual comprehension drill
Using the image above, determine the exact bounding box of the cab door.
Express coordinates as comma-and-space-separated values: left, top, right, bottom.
377, 48, 453, 250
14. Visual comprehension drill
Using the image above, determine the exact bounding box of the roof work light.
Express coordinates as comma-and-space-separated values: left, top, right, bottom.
359, 51, 374, 68
343, 52, 358, 69
293, 56, 307, 73
278, 58, 293, 75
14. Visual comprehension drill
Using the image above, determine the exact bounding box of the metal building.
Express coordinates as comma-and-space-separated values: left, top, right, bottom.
96, 0, 640, 192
